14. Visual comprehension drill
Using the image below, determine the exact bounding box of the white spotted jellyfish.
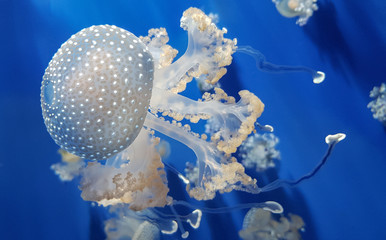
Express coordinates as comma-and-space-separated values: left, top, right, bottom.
41, 7, 345, 238
42, 7, 267, 208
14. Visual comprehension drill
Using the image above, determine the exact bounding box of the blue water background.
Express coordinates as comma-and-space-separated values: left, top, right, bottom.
0, 0, 385, 239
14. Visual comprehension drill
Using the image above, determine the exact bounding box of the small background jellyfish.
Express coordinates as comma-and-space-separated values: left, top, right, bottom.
239, 133, 281, 172
239, 208, 304, 240
103, 204, 202, 240
272, 0, 318, 26
104, 206, 161, 240
368, 83, 386, 126
1, 1, 386, 240
51, 149, 84, 181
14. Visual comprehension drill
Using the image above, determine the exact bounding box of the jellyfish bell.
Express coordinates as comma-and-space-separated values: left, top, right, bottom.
41, 25, 154, 160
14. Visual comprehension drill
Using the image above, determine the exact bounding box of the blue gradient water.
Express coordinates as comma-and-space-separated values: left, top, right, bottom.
0, 0, 385, 239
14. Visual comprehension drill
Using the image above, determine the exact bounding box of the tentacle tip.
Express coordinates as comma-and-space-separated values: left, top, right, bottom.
160, 220, 178, 234
313, 71, 325, 84
263, 201, 283, 214
256, 123, 274, 132
187, 209, 202, 229
182, 231, 189, 239
325, 133, 346, 144
178, 173, 190, 185
264, 124, 274, 132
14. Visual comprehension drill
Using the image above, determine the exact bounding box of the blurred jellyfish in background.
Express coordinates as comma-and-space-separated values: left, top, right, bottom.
41, 6, 345, 239
272, 0, 318, 26
368, 83, 386, 126
239, 133, 280, 172
239, 208, 304, 240
104, 207, 161, 240
51, 149, 84, 181
104, 204, 203, 240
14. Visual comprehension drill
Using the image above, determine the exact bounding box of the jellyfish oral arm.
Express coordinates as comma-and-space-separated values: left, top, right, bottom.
154, 49, 199, 91
150, 87, 264, 155
150, 87, 224, 119
144, 113, 260, 200
144, 112, 221, 184
150, 87, 258, 123
148, 8, 236, 93
152, 25, 201, 91
79, 128, 170, 210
